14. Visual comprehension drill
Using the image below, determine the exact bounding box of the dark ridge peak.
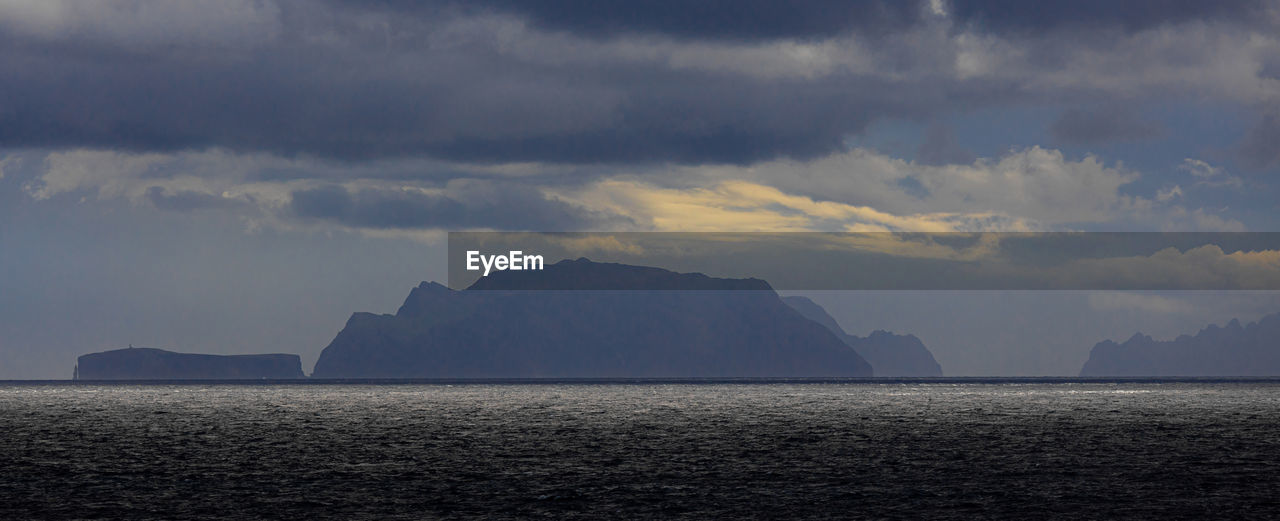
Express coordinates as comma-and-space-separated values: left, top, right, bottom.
397, 281, 478, 319
1123, 313, 1278, 346
1196, 316, 1255, 337
1126, 332, 1151, 343
467, 257, 773, 291
868, 329, 912, 339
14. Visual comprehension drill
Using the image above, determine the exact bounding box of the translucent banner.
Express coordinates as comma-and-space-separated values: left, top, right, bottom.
447, 232, 1280, 290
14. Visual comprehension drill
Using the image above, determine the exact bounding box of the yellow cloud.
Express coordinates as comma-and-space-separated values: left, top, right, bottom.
564, 178, 1033, 234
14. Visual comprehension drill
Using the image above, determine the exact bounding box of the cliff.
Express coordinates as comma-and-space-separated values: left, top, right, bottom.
782, 296, 943, 377
1080, 312, 1280, 376
311, 259, 872, 378
76, 347, 305, 380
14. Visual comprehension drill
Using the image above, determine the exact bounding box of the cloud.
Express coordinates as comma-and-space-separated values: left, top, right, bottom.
287, 181, 615, 231
19, 144, 1245, 234
25, 149, 169, 200
1184, 208, 1247, 232
0, 0, 281, 48
452, 0, 927, 40
1050, 105, 1161, 144
550, 146, 1258, 233
0, 154, 18, 179
1238, 110, 1280, 170
20, 146, 1059, 234
948, 0, 1271, 33
1180, 158, 1225, 179
662, 146, 1146, 227
1063, 245, 1280, 289
1178, 158, 1243, 188
144, 186, 244, 212
562, 178, 1042, 232
343, 0, 1273, 41
0, 1, 1275, 165
18, 147, 629, 232
1087, 292, 1195, 314
1156, 185, 1183, 202
915, 123, 975, 165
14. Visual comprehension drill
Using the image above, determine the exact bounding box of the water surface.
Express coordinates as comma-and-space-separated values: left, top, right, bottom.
2, 381, 1278, 519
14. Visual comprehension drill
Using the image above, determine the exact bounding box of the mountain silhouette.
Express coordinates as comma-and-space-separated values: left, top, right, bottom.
312, 259, 872, 378
782, 296, 943, 377
1080, 312, 1280, 376
75, 347, 304, 380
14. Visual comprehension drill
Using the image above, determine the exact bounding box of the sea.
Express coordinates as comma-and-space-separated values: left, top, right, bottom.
2, 379, 1279, 520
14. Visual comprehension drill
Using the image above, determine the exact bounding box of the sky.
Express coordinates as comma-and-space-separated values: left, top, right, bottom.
2, 0, 1280, 378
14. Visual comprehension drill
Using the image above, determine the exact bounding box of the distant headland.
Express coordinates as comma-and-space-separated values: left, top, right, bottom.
312, 258, 873, 378
84, 260, 1280, 380
70, 259, 956, 379
782, 296, 943, 377
1080, 312, 1280, 377
75, 347, 304, 380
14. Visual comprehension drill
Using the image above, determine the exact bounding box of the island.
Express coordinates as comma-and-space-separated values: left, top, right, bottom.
1080, 312, 1280, 376
311, 258, 874, 378
75, 347, 305, 380
782, 296, 943, 377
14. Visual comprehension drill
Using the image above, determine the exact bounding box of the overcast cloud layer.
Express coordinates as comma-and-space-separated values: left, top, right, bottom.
2, 0, 1280, 377
4, 0, 1279, 231
0, 1, 1274, 163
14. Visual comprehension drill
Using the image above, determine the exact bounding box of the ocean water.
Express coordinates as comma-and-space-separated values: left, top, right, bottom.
2, 381, 1279, 520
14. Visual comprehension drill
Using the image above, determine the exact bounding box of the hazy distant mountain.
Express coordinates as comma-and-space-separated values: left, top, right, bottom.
76, 347, 304, 380
1080, 313, 1280, 376
782, 296, 943, 377
311, 258, 872, 378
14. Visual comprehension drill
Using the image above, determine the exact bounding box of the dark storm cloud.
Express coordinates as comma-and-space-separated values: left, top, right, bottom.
0, 0, 971, 166
412, 73, 923, 165
0, 36, 932, 165
331, 0, 1272, 40
0, 0, 1271, 167
288, 183, 619, 230
1049, 106, 1161, 145
949, 0, 1270, 33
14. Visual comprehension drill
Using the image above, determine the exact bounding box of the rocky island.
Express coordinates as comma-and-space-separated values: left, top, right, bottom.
1080, 312, 1280, 376
312, 258, 873, 378
75, 347, 304, 380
